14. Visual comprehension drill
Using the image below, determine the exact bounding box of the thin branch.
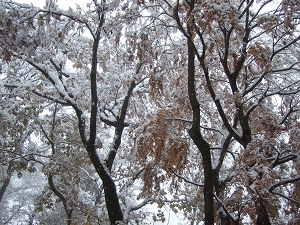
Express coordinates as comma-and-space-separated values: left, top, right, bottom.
169, 167, 204, 187
215, 133, 232, 173
32, 90, 70, 106
132, 167, 145, 181
1, 149, 45, 158
123, 198, 153, 222
163, 117, 192, 123
49, 58, 70, 79
271, 35, 300, 61
279, 107, 297, 125
271, 191, 300, 205
129, 198, 153, 212
3, 83, 70, 106
238, 0, 254, 19
214, 194, 237, 222
245, 87, 268, 117
270, 153, 297, 168
106, 80, 138, 172
80, 167, 97, 182
48, 175, 72, 225
268, 175, 300, 193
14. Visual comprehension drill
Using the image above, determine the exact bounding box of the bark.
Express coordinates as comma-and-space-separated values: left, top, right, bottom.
214, 134, 240, 225
0, 162, 12, 203
186, 7, 214, 223
87, 148, 123, 224
255, 197, 271, 225
188, 128, 214, 225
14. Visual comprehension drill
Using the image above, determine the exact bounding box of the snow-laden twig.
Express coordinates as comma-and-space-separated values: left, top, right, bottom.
214, 194, 238, 222
80, 167, 97, 182
123, 197, 154, 222
169, 167, 204, 187
268, 175, 300, 193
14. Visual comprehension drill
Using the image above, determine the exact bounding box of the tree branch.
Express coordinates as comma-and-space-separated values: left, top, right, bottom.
169, 167, 204, 187
268, 175, 300, 193
48, 175, 72, 225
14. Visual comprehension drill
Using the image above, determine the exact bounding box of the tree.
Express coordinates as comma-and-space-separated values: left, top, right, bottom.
143, 0, 300, 224
0, 0, 153, 224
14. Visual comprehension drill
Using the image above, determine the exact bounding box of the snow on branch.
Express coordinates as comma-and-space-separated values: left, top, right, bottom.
214, 193, 243, 223
169, 167, 204, 187
123, 197, 153, 222
2, 148, 49, 166
7, 0, 96, 39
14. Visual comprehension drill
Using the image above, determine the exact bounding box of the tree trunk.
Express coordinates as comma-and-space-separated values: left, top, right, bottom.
0, 162, 12, 203
87, 148, 123, 224
255, 197, 271, 225
81, 12, 123, 224
189, 129, 214, 225
187, 21, 214, 224
0, 175, 10, 202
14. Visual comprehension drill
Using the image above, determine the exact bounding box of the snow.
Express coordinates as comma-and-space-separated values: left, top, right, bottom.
14, 0, 85, 10
100, 110, 117, 124
11, 1, 36, 8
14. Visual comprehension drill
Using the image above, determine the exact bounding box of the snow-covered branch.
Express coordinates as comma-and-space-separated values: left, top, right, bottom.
268, 175, 300, 193
8, 0, 96, 38
169, 167, 204, 187
123, 198, 154, 222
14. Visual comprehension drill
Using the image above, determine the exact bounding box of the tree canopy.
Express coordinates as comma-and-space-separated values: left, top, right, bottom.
0, 0, 300, 224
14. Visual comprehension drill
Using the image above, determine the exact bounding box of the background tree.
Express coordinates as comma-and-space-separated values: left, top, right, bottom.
144, 0, 300, 224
